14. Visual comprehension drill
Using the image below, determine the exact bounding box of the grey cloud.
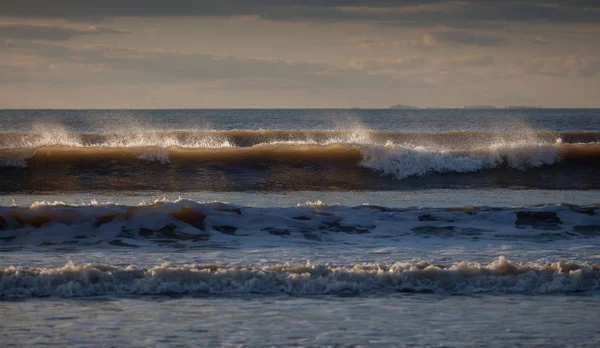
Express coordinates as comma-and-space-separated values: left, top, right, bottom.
1, 41, 417, 88
520, 56, 600, 77
0, 1, 443, 19
0, 1, 598, 26
348, 32, 507, 51
425, 30, 506, 47
346, 36, 411, 50
0, 24, 127, 41
454, 2, 600, 23
445, 56, 495, 68
348, 57, 427, 72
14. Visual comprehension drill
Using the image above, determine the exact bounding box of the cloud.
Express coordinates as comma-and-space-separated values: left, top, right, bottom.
347, 31, 507, 51
518, 56, 600, 77
348, 57, 427, 72
0, 24, 128, 41
0, 41, 417, 88
0, 1, 437, 19
346, 36, 406, 49
423, 30, 506, 47
0, 1, 598, 27
444, 56, 495, 68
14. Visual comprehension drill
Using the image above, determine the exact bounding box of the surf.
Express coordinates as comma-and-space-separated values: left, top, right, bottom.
0, 200, 598, 250
2, 256, 599, 298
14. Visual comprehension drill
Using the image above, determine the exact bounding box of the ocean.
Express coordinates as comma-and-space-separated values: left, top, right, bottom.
1, 109, 600, 346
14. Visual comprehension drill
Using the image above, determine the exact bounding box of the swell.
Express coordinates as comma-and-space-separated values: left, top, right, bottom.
2, 129, 600, 191
0, 201, 599, 249
1, 257, 599, 298
0, 143, 599, 191
3, 143, 597, 168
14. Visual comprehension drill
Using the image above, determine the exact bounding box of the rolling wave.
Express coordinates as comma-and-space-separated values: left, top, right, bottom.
1, 257, 599, 298
1, 130, 599, 191
0, 143, 598, 191
0, 200, 598, 250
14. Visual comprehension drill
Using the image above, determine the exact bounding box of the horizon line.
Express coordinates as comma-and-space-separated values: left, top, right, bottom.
1, 107, 600, 111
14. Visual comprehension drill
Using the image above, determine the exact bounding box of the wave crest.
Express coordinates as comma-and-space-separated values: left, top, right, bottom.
0, 130, 598, 149
360, 142, 560, 179
0, 200, 598, 249
1, 257, 599, 298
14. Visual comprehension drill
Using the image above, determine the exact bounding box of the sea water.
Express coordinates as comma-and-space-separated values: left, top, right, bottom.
1, 109, 599, 346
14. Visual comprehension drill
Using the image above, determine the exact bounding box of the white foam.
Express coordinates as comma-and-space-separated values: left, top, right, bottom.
24, 123, 82, 148
1, 257, 598, 298
360, 141, 560, 179
4, 129, 234, 149
0, 200, 598, 250
99, 132, 233, 149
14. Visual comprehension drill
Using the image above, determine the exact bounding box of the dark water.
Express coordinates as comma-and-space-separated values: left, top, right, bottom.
2, 109, 599, 132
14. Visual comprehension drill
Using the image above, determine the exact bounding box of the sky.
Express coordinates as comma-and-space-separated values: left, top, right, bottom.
0, 0, 599, 108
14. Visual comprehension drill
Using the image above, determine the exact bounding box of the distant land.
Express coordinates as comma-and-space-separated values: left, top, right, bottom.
385, 104, 546, 109
505, 106, 543, 109
464, 105, 497, 109
389, 104, 420, 109
464, 105, 543, 109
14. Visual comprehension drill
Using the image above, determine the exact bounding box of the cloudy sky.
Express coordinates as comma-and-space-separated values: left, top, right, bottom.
0, 1, 599, 108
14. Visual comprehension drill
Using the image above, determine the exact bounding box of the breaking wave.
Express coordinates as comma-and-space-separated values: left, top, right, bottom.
1, 129, 599, 191
360, 141, 562, 178
1, 257, 599, 298
1, 200, 599, 249
1, 130, 599, 149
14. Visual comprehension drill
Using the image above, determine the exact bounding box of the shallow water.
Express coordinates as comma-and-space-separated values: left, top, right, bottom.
2, 295, 600, 347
